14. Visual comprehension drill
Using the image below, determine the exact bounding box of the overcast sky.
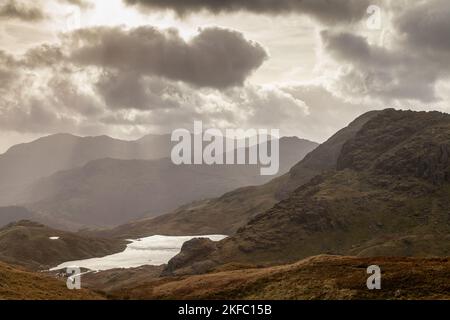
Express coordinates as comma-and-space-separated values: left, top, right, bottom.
0, 0, 449, 152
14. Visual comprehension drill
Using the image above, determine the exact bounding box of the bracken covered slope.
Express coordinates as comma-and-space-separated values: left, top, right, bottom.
0, 261, 102, 300
110, 255, 450, 300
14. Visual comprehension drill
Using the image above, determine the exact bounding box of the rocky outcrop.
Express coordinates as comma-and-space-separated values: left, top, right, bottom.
416, 144, 450, 185
163, 238, 219, 276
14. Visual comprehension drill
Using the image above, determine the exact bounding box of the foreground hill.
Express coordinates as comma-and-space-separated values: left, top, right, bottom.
162, 109, 450, 274
100, 111, 378, 238
110, 255, 450, 300
0, 221, 125, 270
0, 261, 102, 300
20, 137, 317, 230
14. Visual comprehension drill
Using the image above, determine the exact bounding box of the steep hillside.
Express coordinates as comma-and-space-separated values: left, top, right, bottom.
164, 109, 450, 274
0, 261, 102, 300
21, 137, 317, 230
110, 255, 450, 300
0, 221, 125, 270
100, 111, 379, 238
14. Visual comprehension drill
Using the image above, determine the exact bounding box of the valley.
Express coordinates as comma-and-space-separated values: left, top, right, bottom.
1, 109, 450, 300
1, 0, 449, 304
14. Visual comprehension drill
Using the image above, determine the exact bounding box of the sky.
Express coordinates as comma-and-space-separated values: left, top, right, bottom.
0, 0, 449, 152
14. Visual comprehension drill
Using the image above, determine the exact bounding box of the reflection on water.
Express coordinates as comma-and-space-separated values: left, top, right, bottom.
50, 234, 227, 271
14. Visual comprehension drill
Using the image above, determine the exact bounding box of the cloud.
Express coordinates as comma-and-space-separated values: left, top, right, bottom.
68, 26, 268, 89
0, 0, 45, 21
2, 0, 450, 146
0, 51, 18, 91
315, 0, 450, 104
0, 23, 270, 130
100, 83, 368, 143
395, 0, 450, 56
22, 44, 65, 68
0, 99, 78, 133
0, 24, 276, 137
59, 0, 93, 9
320, 29, 446, 103
279, 84, 369, 140
124, 0, 373, 25
95, 71, 181, 110
0, 28, 370, 145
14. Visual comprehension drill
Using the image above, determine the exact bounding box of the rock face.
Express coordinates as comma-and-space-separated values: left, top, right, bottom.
164, 238, 219, 276
337, 109, 450, 184
165, 109, 450, 275
416, 144, 450, 185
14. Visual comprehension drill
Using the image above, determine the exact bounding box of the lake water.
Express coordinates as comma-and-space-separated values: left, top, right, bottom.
49, 234, 227, 271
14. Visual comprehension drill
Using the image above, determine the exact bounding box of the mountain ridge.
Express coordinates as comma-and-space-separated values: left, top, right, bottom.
0, 133, 317, 230
161, 109, 450, 275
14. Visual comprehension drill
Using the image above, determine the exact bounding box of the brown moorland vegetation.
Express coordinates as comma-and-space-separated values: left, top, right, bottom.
109, 255, 450, 300
0, 261, 102, 300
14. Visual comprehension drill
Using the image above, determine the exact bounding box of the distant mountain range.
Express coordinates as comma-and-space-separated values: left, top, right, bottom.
0, 133, 172, 193
0, 134, 317, 230
98, 111, 378, 238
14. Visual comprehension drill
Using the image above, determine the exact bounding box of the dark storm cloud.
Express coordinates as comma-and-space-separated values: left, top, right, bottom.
395, 0, 450, 55
22, 44, 65, 68
69, 26, 268, 89
320, 30, 444, 102
0, 0, 45, 21
320, 31, 406, 68
124, 0, 373, 24
0, 23, 274, 134
318, 0, 450, 103
96, 71, 180, 110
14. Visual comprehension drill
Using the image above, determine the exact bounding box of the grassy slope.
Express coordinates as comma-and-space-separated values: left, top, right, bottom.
0, 261, 102, 300
109, 255, 450, 300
